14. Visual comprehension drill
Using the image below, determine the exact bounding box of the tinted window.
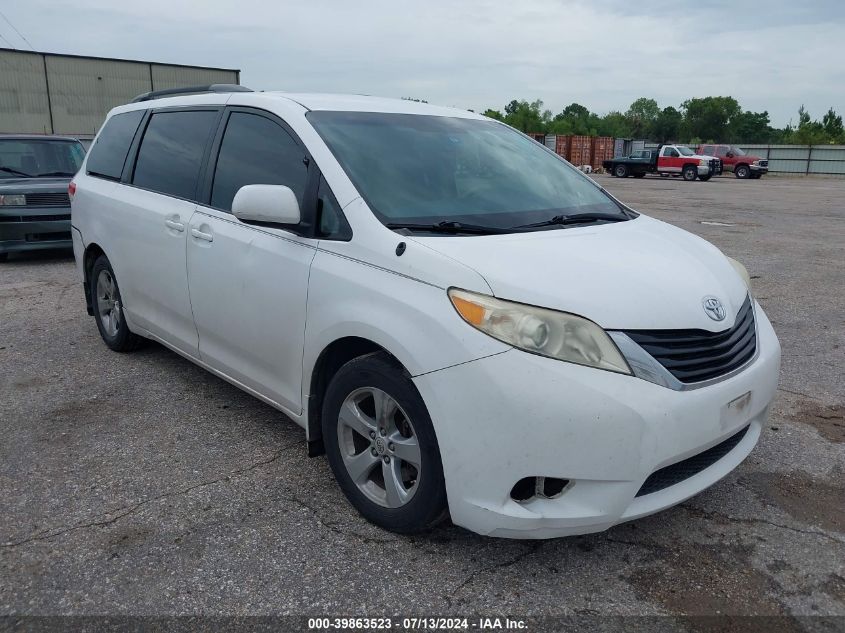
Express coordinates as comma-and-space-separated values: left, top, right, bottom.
308, 112, 624, 229
317, 175, 351, 239
0, 140, 84, 179
663, 147, 679, 157
86, 110, 144, 180
701, 146, 715, 156
210, 112, 307, 211
715, 146, 728, 157
133, 110, 217, 200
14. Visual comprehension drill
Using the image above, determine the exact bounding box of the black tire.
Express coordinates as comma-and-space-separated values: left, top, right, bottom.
698, 174, 712, 182
614, 164, 628, 178
735, 164, 750, 179
322, 352, 448, 534
633, 172, 645, 178
90, 255, 144, 352
0, 253, 8, 262
682, 165, 698, 181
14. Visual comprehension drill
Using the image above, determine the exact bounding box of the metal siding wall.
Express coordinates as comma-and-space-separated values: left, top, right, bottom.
45, 56, 152, 136
150, 65, 237, 90
0, 50, 52, 133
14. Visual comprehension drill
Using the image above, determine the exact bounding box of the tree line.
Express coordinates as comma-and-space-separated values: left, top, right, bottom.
479, 97, 845, 145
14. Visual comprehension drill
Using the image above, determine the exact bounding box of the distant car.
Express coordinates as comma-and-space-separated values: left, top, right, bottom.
603, 144, 722, 181
0, 135, 85, 261
697, 144, 768, 179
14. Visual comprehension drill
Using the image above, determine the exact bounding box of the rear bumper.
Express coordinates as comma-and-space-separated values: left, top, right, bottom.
0, 209, 72, 254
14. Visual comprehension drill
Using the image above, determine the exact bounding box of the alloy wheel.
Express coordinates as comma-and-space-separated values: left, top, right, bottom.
96, 269, 121, 337
337, 387, 422, 508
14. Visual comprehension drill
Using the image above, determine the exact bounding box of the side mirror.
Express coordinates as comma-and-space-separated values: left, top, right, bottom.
726, 151, 734, 158
232, 184, 301, 226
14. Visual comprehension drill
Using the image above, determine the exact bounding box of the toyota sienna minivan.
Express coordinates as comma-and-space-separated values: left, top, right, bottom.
70, 86, 780, 538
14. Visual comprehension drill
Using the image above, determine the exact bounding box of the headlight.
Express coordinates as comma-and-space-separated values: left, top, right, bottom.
752, 160, 761, 166
699, 159, 708, 166
0, 194, 25, 206
727, 257, 752, 290
448, 288, 631, 374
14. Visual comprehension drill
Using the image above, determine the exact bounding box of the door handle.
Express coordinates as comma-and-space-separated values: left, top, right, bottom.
191, 227, 213, 242
164, 219, 185, 232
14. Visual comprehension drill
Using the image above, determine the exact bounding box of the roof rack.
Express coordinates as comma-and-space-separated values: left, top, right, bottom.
130, 84, 253, 103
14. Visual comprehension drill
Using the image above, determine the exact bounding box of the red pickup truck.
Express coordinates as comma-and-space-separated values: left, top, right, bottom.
696, 144, 768, 179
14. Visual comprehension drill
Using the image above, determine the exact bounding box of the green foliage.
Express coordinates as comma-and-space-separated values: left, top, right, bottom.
477, 96, 844, 145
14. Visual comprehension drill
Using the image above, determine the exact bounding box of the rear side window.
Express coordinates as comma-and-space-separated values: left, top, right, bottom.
132, 110, 218, 200
210, 112, 307, 212
86, 110, 145, 180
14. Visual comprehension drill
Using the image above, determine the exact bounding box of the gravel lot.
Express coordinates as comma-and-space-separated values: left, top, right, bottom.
1, 174, 843, 624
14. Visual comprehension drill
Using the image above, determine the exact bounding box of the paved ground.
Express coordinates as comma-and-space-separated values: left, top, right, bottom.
1, 174, 843, 624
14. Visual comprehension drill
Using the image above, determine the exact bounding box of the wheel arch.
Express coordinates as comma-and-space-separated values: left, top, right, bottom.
305, 336, 408, 456
82, 242, 107, 315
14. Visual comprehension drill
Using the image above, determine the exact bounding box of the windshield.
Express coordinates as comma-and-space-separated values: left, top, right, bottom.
731, 146, 746, 156
677, 146, 696, 156
0, 139, 85, 179
308, 112, 626, 229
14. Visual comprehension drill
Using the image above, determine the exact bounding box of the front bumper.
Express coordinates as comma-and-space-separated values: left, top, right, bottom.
414, 302, 780, 539
751, 164, 769, 174
0, 208, 72, 254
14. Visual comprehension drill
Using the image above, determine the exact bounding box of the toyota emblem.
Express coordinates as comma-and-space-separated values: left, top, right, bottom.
702, 296, 727, 321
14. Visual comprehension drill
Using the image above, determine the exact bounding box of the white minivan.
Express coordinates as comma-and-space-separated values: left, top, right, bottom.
70, 86, 780, 539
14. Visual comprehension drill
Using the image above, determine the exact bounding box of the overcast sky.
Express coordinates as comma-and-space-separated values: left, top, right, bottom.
3, 0, 844, 126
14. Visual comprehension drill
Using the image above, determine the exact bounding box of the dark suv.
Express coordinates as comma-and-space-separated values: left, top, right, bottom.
0, 135, 86, 261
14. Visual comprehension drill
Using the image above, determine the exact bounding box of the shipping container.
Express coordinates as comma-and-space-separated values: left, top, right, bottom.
591, 136, 615, 170
545, 135, 570, 159
527, 133, 546, 144
568, 135, 592, 167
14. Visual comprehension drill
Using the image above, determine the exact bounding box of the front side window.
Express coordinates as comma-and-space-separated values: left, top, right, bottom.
701, 146, 715, 156
0, 139, 85, 180
308, 112, 625, 229
87, 110, 145, 180
715, 146, 729, 157
663, 147, 679, 158
317, 175, 351, 239
730, 146, 746, 156
132, 110, 218, 200
210, 112, 307, 212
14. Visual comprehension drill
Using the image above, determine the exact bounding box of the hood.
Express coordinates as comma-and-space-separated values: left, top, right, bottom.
409, 215, 749, 331
0, 176, 72, 193
689, 153, 717, 162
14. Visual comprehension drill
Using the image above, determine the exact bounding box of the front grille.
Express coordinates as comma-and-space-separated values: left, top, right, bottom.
25, 192, 70, 207
624, 295, 756, 384
20, 214, 71, 222
636, 425, 749, 497
759, 160, 769, 168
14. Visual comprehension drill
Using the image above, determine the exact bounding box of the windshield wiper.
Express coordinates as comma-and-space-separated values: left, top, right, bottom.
514, 212, 628, 229
0, 166, 33, 178
385, 220, 514, 235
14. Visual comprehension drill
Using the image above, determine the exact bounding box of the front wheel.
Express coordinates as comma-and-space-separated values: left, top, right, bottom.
614, 164, 628, 178
735, 165, 750, 179
90, 255, 144, 352
682, 165, 698, 181
322, 352, 448, 533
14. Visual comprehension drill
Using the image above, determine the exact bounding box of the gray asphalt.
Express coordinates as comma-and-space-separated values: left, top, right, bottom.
0, 174, 843, 622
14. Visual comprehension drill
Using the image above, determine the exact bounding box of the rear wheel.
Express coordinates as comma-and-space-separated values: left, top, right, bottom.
735, 164, 750, 179
682, 165, 698, 181
614, 164, 628, 178
91, 255, 144, 352
322, 352, 448, 533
